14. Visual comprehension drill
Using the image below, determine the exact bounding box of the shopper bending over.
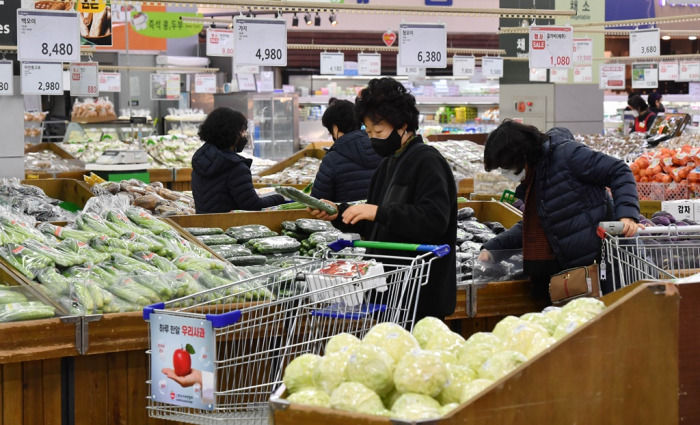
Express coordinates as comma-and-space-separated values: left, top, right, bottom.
309, 77, 457, 320
628, 95, 657, 133
311, 99, 383, 203
478, 120, 642, 298
191, 107, 285, 214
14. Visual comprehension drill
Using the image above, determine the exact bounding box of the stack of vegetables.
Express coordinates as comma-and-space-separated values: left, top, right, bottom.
280, 299, 606, 420
0, 285, 56, 322
637, 210, 700, 271
0, 178, 76, 222
629, 146, 700, 194
87, 178, 196, 216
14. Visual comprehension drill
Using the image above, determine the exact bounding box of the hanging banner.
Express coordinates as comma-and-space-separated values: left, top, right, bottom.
630, 28, 660, 58
399, 22, 447, 68
358, 53, 381, 76
453, 55, 475, 77
529, 68, 547, 82
98, 72, 121, 92
150, 74, 180, 100
528, 25, 574, 69
659, 62, 679, 81
21, 62, 63, 95
573, 38, 593, 64
194, 74, 216, 94
632, 63, 658, 89
69, 62, 99, 96
17, 9, 81, 63
482, 57, 504, 79
233, 17, 287, 67
680, 61, 700, 81
550, 68, 568, 83
130, 11, 202, 38
599, 64, 625, 89
0, 60, 14, 96
206, 28, 234, 57
0, 0, 21, 46
320, 52, 345, 75
573, 65, 593, 83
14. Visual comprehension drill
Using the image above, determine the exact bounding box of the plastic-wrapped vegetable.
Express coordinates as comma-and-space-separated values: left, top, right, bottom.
167, 270, 209, 299
159, 231, 212, 259
276, 187, 338, 216
104, 211, 151, 236
130, 271, 175, 300
308, 231, 340, 247
132, 251, 178, 272
251, 236, 301, 254
185, 227, 224, 236
345, 344, 395, 396
69, 279, 95, 313
57, 239, 109, 265
174, 253, 226, 272
483, 221, 506, 235
37, 222, 96, 243
22, 239, 82, 268
393, 349, 448, 397
283, 353, 321, 394
0, 287, 28, 305
111, 253, 160, 274
125, 207, 172, 234
0, 216, 48, 245
228, 255, 267, 266
78, 213, 121, 238
35, 267, 70, 294
457, 207, 475, 220
225, 225, 278, 243
478, 350, 527, 381
1, 243, 54, 279
412, 317, 451, 349
0, 302, 55, 322
329, 382, 385, 415
197, 234, 238, 246
110, 276, 162, 304
295, 219, 337, 234
90, 236, 132, 256
281, 221, 298, 232
212, 244, 252, 258
121, 232, 164, 253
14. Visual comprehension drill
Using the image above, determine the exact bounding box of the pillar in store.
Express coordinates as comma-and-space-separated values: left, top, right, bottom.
0, 75, 24, 178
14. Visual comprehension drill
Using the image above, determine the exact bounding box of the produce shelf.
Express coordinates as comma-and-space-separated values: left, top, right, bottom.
167, 209, 317, 233
22, 178, 94, 211
256, 148, 326, 180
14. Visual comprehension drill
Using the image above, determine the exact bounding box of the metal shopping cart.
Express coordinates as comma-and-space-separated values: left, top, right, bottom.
600, 221, 700, 290
143, 235, 449, 425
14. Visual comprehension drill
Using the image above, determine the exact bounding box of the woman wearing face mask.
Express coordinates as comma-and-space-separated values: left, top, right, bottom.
628, 94, 657, 133
478, 120, 642, 299
309, 77, 458, 320
310, 99, 383, 203
191, 107, 285, 213
648, 91, 665, 114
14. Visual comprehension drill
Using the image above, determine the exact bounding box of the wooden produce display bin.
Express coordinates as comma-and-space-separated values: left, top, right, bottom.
24, 142, 88, 180
256, 148, 326, 180
303, 141, 333, 150
148, 168, 175, 185
172, 167, 193, 192
458, 178, 474, 198
640, 200, 661, 219
22, 178, 94, 211
168, 209, 316, 233
269, 281, 679, 425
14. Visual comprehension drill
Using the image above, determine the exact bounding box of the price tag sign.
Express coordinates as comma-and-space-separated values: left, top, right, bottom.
358, 53, 381, 76
573, 65, 593, 83
482, 57, 504, 79
399, 22, 447, 68
453, 55, 475, 77
0, 60, 13, 96
194, 74, 217, 94
234, 65, 260, 74
150, 74, 180, 100
529, 68, 547, 82
206, 28, 234, 57
98, 72, 121, 92
659, 62, 679, 81
632, 63, 658, 89
396, 54, 421, 76
573, 38, 593, 64
320, 52, 345, 75
237, 73, 256, 91
630, 28, 660, 58
680, 61, 700, 81
69, 62, 98, 96
17, 10, 80, 63
21, 61, 62, 95
600, 64, 626, 89
550, 68, 568, 83
233, 18, 287, 67
529, 25, 573, 69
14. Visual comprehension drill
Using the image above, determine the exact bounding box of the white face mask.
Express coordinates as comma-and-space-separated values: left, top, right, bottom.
500, 168, 526, 183
630, 110, 640, 118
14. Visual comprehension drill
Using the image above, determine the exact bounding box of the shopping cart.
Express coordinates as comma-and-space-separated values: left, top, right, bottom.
143, 235, 449, 425
600, 221, 700, 290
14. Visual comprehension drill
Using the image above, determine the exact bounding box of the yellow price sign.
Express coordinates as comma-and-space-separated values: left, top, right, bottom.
77, 0, 106, 13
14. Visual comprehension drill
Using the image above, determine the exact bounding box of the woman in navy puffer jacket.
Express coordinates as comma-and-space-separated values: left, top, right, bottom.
480, 120, 642, 298
311, 100, 382, 203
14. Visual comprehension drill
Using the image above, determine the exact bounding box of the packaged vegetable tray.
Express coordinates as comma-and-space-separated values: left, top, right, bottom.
185, 227, 224, 236
295, 219, 337, 234
225, 225, 278, 243
197, 234, 238, 246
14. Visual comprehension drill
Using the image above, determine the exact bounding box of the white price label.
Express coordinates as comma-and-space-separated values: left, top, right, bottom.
599, 64, 626, 90
482, 57, 504, 79
21, 61, 62, 95
529, 25, 573, 69
659, 62, 679, 81
358, 53, 381, 76
17, 10, 80, 63
194, 74, 217, 94
320, 52, 345, 75
234, 64, 260, 74
680, 61, 700, 81
69, 62, 98, 96
630, 28, 660, 58
0, 60, 13, 96
237, 73, 256, 91
573, 65, 593, 83
233, 18, 287, 67
206, 28, 234, 57
632, 63, 658, 89
573, 38, 593, 64
396, 54, 421, 76
549, 68, 568, 83
453, 55, 475, 77
399, 23, 446, 68
98, 72, 121, 92
529, 68, 547, 82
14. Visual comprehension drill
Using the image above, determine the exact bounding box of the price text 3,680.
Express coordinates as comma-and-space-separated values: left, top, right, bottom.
41, 43, 74, 58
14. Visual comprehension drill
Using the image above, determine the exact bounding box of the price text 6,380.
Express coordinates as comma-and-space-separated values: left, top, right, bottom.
417, 51, 441, 64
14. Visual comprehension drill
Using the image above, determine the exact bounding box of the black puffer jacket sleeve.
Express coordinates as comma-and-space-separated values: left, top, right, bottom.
310, 155, 337, 202
227, 163, 285, 211
483, 221, 523, 251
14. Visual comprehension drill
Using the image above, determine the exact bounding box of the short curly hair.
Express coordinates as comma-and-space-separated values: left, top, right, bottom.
354, 77, 419, 132
198, 107, 248, 150
322, 99, 359, 135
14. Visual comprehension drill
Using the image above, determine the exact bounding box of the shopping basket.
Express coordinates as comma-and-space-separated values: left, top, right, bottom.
143, 235, 449, 425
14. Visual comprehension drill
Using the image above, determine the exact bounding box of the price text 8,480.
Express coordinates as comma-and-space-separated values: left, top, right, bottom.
41, 43, 74, 58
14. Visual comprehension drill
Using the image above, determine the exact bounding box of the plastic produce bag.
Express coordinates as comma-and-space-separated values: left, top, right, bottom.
478, 350, 527, 381
361, 322, 420, 363
22, 239, 82, 267
325, 333, 361, 355
111, 253, 160, 274
124, 207, 172, 234
391, 393, 441, 421
457, 207, 475, 220
346, 344, 395, 396
286, 388, 330, 408
393, 349, 448, 397
211, 244, 252, 258
197, 234, 238, 246
77, 213, 121, 238
411, 317, 451, 349
459, 379, 494, 403
425, 331, 466, 356
174, 253, 226, 272
1, 243, 55, 279
185, 227, 224, 236
225, 225, 278, 243
313, 351, 352, 394
0, 301, 55, 322
329, 382, 385, 415
37, 222, 97, 243
295, 219, 337, 234
438, 365, 478, 405
249, 236, 301, 254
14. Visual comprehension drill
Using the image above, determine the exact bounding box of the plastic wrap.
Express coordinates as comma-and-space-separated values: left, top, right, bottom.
248, 236, 301, 254
411, 317, 451, 349
125, 207, 172, 234
185, 227, 223, 236
329, 382, 385, 415
90, 236, 133, 256
174, 253, 226, 272
0, 243, 55, 279
295, 219, 337, 234
110, 253, 160, 274
197, 234, 238, 246
212, 244, 252, 258
393, 349, 449, 397
225, 225, 278, 243
283, 353, 321, 394
345, 344, 395, 396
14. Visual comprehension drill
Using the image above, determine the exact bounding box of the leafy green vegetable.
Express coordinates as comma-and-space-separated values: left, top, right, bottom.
125, 208, 172, 234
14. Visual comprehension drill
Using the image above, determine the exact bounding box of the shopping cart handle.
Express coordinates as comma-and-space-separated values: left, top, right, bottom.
143, 302, 165, 320
328, 240, 451, 258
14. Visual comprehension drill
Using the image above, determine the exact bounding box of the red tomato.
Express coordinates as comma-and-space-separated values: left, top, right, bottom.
173, 348, 192, 377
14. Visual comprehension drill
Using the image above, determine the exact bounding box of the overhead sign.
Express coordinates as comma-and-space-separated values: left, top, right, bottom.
630, 28, 660, 58
358, 53, 381, 76
550, 68, 568, 83
399, 22, 447, 68
98, 72, 121, 92
659, 62, 679, 81
528, 25, 574, 69
69, 62, 99, 96
206, 28, 234, 57
0, 60, 14, 96
573, 38, 593, 64
482, 57, 504, 79
453, 55, 475, 77
17, 9, 80, 63
632, 63, 658, 89
150, 74, 180, 100
599, 64, 625, 90
529, 68, 547, 82
320, 52, 345, 75
194, 74, 216, 94
382, 30, 396, 47
680, 61, 700, 82
573, 65, 593, 83
0, 0, 21, 46
130, 11, 203, 39
21, 62, 63, 95
75, 1, 113, 46
233, 17, 287, 67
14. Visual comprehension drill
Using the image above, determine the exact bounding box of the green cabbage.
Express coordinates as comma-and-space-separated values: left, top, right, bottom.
283, 353, 320, 394
391, 393, 441, 421
553, 314, 591, 340
459, 379, 494, 403
425, 331, 466, 356
525, 336, 557, 359
492, 316, 523, 340
329, 382, 385, 414
478, 350, 528, 381
393, 349, 448, 397
542, 306, 562, 322
465, 332, 501, 348
457, 342, 499, 373
520, 312, 557, 336
561, 298, 606, 318
313, 351, 351, 394
362, 322, 419, 363
499, 322, 550, 357
382, 388, 402, 410
439, 403, 459, 416
411, 317, 450, 349
325, 333, 361, 355
428, 350, 458, 368
287, 388, 330, 407
437, 365, 477, 405
346, 344, 395, 396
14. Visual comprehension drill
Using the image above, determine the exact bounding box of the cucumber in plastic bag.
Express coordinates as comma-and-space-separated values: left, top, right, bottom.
185, 227, 224, 236
281, 221, 298, 232
225, 225, 278, 243
308, 231, 341, 247
0, 302, 55, 323
212, 244, 253, 258
227, 255, 267, 267
197, 234, 238, 246
295, 219, 337, 234
252, 236, 301, 254
275, 187, 337, 215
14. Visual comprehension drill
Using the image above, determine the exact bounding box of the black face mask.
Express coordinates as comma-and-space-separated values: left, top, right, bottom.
235, 136, 248, 153
370, 129, 404, 157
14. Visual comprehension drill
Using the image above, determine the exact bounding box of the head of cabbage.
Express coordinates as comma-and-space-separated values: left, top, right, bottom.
465, 332, 501, 348
313, 351, 351, 395
425, 331, 466, 356
437, 364, 477, 405
286, 388, 330, 408
411, 317, 450, 349
345, 344, 395, 396
553, 314, 591, 340
459, 379, 494, 403
428, 350, 458, 368
525, 336, 557, 359
330, 382, 386, 415
362, 322, 419, 363
390, 393, 441, 421
542, 306, 562, 322
562, 298, 606, 317
499, 322, 550, 357
492, 316, 523, 340
519, 312, 557, 336
457, 342, 499, 373
394, 349, 449, 397
325, 333, 361, 355
478, 350, 528, 381
439, 403, 459, 416
283, 353, 320, 394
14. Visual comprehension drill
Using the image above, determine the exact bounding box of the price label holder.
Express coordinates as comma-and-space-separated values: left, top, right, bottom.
550, 68, 568, 83
98, 72, 121, 92
482, 57, 503, 79
599, 64, 626, 90
399, 22, 447, 68
17, 9, 80, 63
21, 61, 63, 95
320, 52, 344, 75
396, 54, 422, 76
69, 62, 98, 96
659, 62, 679, 81
680, 61, 700, 82
206, 28, 234, 57
573, 65, 593, 83
233, 17, 287, 67
237, 73, 256, 92
234, 64, 260, 74
0, 60, 13, 96
453, 55, 475, 77
529, 68, 547, 82
194, 74, 217, 94
632, 63, 658, 89
529, 25, 573, 69
573, 38, 593, 64
630, 28, 660, 58
358, 53, 381, 76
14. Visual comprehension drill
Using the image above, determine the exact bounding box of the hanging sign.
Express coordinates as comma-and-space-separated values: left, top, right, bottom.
320, 52, 345, 75
21, 62, 63, 95
453, 55, 475, 77
573, 38, 593, 64
529, 25, 574, 69
573, 65, 593, 83
550, 68, 568, 83
358, 53, 381, 76
150, 74, 180, 100
130, 12, 202, 39
630, 28, 660, 58
529, 68, 547, 82
399, 22, 447, 68
382, 30, 396, 47
632, 63, 658, 89
206, 28, 234, 57
69, 62, 99, 96
599, 64, 625, 89
0, 0, 21, 46
75, 1, 113, 47
0, 60, 13, 96
194, 74, 216, 94
233, 17, 287, 67
680, 61, 700, 81
98, 72, 121, 92
17, 10, 80, 63
659, 62, 679, 81
233, 60, 260, 74
482, 57, 504, 79
236, 73, 256, 91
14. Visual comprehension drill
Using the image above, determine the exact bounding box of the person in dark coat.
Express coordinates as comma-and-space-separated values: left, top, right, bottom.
479, 120, 642, 298
309, 77, 457, 321
310, 99, 383, 203
628, 95, 657, 133
648, 91, 665, 114
191, 107, 285, 214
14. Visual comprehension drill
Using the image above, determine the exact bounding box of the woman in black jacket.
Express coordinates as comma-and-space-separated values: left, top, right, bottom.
191, 108, 285, 214
628, 95, 657, 133
311, 99, 383, 203
310, 77, 457, 321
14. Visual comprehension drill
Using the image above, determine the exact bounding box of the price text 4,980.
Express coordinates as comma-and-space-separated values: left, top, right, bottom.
255, 48, 282, 62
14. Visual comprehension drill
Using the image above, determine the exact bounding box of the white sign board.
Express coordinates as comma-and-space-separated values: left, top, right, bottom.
630, 28, 660, 58
573, 38, 593, 64
320, 52, 345, 75
659, 62, 679, 81
21, 61, 62, 95
573, 65, 593, 83
529, 25, 573, 69
529, 68, 547, 82
234, 64, 260, 74
206, 28, 234, 57
237, 73, 256, 91
358, 53, 381, 76
98, 72, 121, 92
194, 74, 216, 94
550, 68, 568, 83
69, 62, 98, 96
632, 63, 658, 89
399, 22, 447, 68
599, 64, 626, 90
680, 61, 700, 81
0, 60, 13, 96
482, 57, 504, 79
17, 9, 80, 63
150, 74, 180, 100
453, 55, 475, 77
233, 18, 287, 67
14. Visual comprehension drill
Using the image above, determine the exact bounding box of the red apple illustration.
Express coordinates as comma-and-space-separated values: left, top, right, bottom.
173, 344, 194, 377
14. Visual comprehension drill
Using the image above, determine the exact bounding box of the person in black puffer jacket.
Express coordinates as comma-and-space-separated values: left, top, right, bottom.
311, 100, 382, 203
191, 107, 285, 214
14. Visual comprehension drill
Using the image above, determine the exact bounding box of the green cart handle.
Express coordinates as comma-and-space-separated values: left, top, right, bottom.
328, 239, 450, 258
